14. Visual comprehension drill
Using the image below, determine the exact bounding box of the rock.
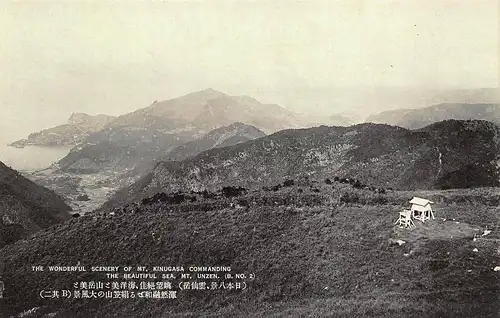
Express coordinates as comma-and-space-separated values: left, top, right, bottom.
396, 240, 406, 246
76, 194, 90, 201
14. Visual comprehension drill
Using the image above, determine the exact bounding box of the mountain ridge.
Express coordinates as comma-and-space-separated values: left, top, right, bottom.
105, 119, 500, 209
161, 122, 266, 162
366, 103, 500, 129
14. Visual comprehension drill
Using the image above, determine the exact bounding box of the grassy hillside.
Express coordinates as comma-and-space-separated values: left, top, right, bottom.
1, 179, 499, 317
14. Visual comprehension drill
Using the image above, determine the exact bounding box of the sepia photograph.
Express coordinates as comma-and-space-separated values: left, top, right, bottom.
0, 0, 499, 317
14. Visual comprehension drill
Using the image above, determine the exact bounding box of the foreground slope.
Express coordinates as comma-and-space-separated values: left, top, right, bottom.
367, 103, 500, 129
1, 182, 499, 317
0, 161, 72, 248
107, 120, 500, 208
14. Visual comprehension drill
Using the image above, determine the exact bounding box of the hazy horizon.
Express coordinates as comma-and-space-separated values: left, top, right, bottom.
1, 1, 499, 140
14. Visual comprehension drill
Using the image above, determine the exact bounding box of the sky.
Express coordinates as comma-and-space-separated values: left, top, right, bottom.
0, 0, 499, 140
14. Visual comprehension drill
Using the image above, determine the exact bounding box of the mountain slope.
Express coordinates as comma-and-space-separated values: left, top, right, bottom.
106, 120, 500, 208
9, 113, 116, 148
366, 103, 500, 129
56, 127, 190, 174
0, 161, 72, 248
55, 122, 264, 175
161, 122, 266, 162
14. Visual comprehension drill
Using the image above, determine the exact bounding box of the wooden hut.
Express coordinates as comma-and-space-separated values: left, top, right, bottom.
410, 197, 435, 222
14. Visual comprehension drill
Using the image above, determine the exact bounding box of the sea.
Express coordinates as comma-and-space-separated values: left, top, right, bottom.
0, 142, 72, 172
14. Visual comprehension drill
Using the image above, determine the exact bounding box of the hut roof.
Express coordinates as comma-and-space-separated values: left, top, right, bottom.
409, 197, 434, 206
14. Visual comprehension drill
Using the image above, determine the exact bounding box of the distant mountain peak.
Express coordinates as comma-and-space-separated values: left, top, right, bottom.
183, 88, 228, 100
202, 88, 218, 93
224, 121, 253, 128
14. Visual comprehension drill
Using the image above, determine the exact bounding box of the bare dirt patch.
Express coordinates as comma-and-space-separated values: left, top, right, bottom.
392, 218, 480, 244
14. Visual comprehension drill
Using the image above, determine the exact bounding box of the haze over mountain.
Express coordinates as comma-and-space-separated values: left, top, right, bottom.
0, 161, 72, 248
9, 113, 116, 148
366, 103, 500, 129
106, 119, 500, 209
105, 88, 305, 134
265, 87, 500, 119
1, 1, 498, 142
54, 89, 305, 175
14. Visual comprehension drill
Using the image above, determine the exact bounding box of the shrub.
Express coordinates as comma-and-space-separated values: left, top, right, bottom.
370, 195, 388, 205
340, 192, 359, 204
325, 178, 332, 185
237, 199, 250, 207
283, 179, 295, 187
271, 185, 282, 192
201, 190, 215, 199
221, 186, 247, 197
353, 180, 363, 189
141, 192, 192, 205
76, 194, 90, 201
170, 193, 186, 204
